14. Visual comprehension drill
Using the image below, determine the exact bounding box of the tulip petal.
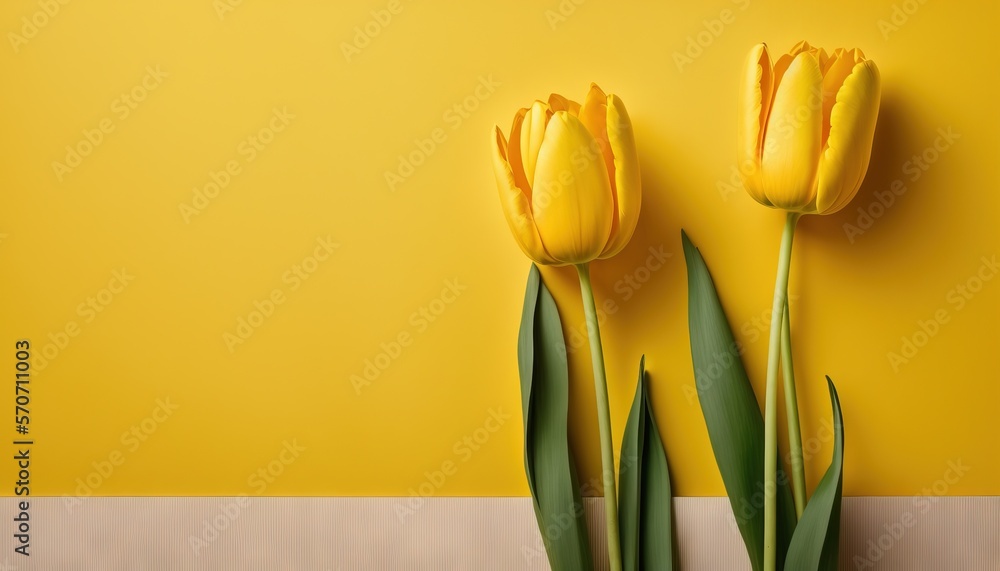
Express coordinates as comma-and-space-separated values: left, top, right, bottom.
579, 84, 615, 179
548, 93, 581, 116
507, 108, 531, 195
520, 101, 552, 187
578, 83, 611, 156
816, 47, 829, 72
761, 51, 824, 210
579, 83, 615, 174
737, 43, 774, 207
819, 53, 857, 148
532, 112, 614, 264
771, 40, 814, 92
578, 84, 620, 247
789, 40, 812, 54
816, 60, 881, 214
600, 94, 641, 258
492, 126, 556, 264
822, 48, 846, 75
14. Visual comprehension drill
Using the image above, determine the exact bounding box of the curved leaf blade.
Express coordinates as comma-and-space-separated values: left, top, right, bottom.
784, 377, 845, 571
681, 230, 797, 571
619, 357, 648, 571
517, 264, 593, 570
619, 356, 677, 570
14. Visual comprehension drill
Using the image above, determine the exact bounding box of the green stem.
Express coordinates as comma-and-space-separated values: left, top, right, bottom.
764, 211, 800, 571
575, 263, 622, 571
781, 301, 806, 519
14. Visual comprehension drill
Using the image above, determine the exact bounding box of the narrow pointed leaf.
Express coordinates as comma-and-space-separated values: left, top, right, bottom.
784, 377, 845, 571
681, 230, 797, 571
640, 368, 677, 569
618, 358, 646, 571
517, 264, 593, 570
619, 356, 677, 570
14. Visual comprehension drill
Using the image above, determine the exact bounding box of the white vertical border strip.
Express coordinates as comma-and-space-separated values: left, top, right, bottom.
0, 496, 996, 569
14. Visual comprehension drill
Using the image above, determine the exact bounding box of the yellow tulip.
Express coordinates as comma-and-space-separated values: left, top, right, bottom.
491, 84, 640, 265
737, 41, 881, 214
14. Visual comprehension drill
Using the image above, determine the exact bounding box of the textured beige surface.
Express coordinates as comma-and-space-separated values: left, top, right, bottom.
1, 496, 996, 569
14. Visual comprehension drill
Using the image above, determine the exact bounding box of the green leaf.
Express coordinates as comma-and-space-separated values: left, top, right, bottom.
681, 230, 797, 571
784, 377, 845, 571
619, 356, 678, 570
517, 264, 593, 571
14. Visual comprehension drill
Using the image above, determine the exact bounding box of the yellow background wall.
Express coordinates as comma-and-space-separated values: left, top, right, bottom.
0, 0, 996, 498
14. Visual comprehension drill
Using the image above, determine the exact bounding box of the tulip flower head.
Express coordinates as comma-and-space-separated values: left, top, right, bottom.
491, 84, 641, 265
738, 41, 881, 214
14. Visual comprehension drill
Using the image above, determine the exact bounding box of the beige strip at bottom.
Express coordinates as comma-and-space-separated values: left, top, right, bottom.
0, 496, 996, 570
